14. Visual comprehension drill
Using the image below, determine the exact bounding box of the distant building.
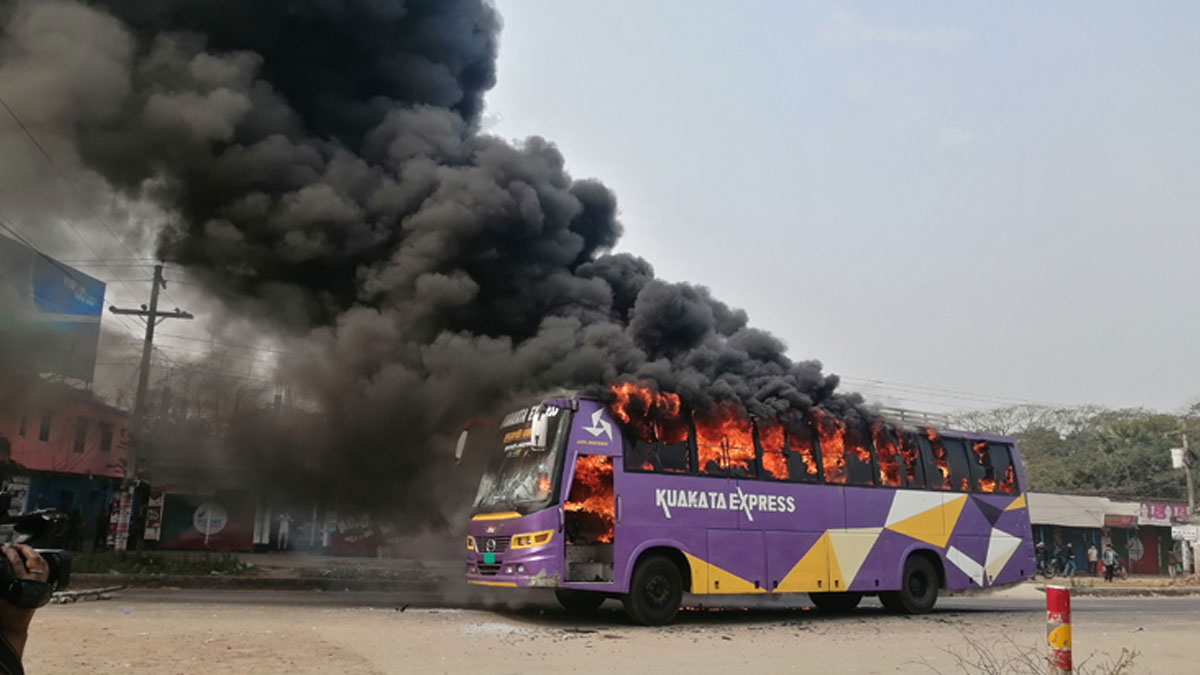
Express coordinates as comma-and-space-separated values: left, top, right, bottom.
0, 383, 130, 550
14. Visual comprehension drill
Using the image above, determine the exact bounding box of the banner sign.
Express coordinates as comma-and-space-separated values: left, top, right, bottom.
0, 233, 106, 381
1140, 502, 1191, 526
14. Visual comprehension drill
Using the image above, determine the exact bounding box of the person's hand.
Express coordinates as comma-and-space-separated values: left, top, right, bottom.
0, 544, 47, 658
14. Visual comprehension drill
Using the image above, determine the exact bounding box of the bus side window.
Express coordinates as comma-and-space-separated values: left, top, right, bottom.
990, 443, 1018, 494
900, 432, 927, 489
695, 412, 756, 479
757, 418, 821, 483
869, 424, 902, 488
940, 438, 973, 492
968, 440, 997, 492
843, 421, 875, 486
918, 435, 951, 490
623, 439, 691, 474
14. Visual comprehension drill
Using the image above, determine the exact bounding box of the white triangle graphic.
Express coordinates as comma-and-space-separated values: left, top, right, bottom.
885, 491, 945, 527
984, 529, 1022, 580
946, 546, 985, 587
828, 527, 882, 586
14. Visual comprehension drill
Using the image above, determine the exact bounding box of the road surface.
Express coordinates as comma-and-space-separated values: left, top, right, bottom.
25, 587, 1200, 673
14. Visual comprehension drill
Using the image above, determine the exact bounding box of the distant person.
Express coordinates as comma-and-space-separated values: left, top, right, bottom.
1102, 543, 1118, 582
1063, 542, 1076, 577
1035, 541, 1049, 575
276, 513, 293, 551
1086, 544, 1098, 575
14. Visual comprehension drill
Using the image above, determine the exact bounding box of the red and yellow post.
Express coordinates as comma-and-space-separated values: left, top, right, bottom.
1046, 585, 1072, 673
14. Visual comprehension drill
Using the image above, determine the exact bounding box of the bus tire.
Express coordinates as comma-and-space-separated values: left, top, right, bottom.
881, 555, 939, 614
808, 592, 862, 613
555, 589, 606, 613
622, 554, 683, 626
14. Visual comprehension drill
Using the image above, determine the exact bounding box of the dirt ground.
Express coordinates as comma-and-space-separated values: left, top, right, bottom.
22, 588, 1200, 674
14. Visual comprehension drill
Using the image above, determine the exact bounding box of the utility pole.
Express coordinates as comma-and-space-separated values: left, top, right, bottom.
108, 264, 193, 550
1168, 421, 1198, 575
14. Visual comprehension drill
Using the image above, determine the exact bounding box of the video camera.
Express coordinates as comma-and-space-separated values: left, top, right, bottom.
0, 492, 71, 609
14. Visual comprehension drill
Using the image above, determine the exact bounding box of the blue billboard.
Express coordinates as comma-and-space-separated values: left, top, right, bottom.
0, 233, 106, 382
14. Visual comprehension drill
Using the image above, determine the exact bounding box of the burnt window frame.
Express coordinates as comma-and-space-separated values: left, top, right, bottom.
840, 419, 877, 487
966, 439, 996, 492
939, 437, 973, 493
867, 425, 905, 489
988, 442, 1020, 494
753, 418, 823, 484
898, 431, 929, 490
693, 413, 758, 480
622, 435, 693, 476
917, 435, 952, 491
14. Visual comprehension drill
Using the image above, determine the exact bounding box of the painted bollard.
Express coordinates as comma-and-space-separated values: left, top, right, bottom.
1046, 585, 1071, 673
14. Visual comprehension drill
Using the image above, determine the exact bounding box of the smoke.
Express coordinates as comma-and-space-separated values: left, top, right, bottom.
0, 0, 866, 521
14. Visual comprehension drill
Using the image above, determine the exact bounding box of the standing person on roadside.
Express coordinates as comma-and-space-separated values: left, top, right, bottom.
1063, 542, 1077, 577
1102, 542, 1119, 582
0, 544, 52, 675
1086, 543, 1099, 575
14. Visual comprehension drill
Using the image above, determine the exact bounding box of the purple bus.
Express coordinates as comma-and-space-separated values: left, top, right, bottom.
464, 388, 1035, 625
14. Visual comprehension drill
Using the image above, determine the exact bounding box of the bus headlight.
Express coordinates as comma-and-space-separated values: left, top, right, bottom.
510, 529, 554, 549
466, 535, 476, 551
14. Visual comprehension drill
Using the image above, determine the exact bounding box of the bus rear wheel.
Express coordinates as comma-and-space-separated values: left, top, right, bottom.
555, 589, 606, 613
808, 592, 862, 613
622, 554, 683, 626
880, 555, 939, 614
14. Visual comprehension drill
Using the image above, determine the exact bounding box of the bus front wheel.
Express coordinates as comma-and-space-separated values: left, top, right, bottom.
880, 555, 939, 614
555, 589, 606, 613
622, 555, 683, 626
808, 592, 862, 613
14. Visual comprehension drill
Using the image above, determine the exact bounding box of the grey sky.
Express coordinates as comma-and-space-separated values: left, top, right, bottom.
486, 0, 1200, 413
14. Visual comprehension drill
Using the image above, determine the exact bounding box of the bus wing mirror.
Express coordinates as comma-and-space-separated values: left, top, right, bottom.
454, 429, 469, 464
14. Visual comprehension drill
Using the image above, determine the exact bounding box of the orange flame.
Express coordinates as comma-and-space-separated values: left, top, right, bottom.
870, 421, 902, 487
924, 427, 951, 490
694, 402, 755, 476
971, 441, 995, 493
897, 431, 922, 486
810, 408, 847, 484
610, 381, 688, 443
536, 472, 551, 496
564, 455, 615, 543
758, 418, 788, 480
998, 463, 1016, 494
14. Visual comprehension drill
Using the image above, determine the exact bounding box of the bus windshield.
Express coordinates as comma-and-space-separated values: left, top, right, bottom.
472, 404, 571, 514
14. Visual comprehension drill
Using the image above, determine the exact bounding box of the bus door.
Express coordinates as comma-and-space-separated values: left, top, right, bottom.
562, 446, 617, 583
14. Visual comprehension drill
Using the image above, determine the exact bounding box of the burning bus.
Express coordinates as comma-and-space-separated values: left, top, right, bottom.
464, 385, 1035, 625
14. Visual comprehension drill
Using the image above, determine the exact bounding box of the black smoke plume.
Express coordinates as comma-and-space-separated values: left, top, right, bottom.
0, 0, 865, 519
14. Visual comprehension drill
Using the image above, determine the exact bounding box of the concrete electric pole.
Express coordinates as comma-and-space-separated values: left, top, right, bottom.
1168, 421, 1198, 574
108, 264, 193, 550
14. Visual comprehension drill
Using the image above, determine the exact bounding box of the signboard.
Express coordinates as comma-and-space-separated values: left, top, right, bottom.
1140, 502, 1191, 526
1104, 514, 1137, 528
0, 233, 106, 381
143, 491, 165, 542
1172, 525, 1199, 542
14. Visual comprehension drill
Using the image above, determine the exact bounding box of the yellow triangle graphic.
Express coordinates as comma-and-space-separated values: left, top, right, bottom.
942, 495, 968, 536
683, 552, 708, 594
777, 533, 830, 593
1004, 494, 1027, 511
705, 559, 766, 594
887, 504, 949, 548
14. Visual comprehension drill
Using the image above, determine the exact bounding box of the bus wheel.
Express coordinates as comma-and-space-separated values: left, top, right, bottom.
622, 555, 682, 626
808, 592, 862, 613
555, 589, 606, 613
881, 555, 939, 614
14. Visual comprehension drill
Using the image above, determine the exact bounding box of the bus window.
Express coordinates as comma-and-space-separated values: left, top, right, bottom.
812, 411, 847, 485
621, 415, 691, 475
940, 438, 972, 492
843, 421, 875, 486
900, 432, 927, 489
869, 422, 902, 488
920, 430, 952, 490
989, 443, 1018, 494
757, 418, 820, 483
695, 405, 757, 478
968, 440, 997, 492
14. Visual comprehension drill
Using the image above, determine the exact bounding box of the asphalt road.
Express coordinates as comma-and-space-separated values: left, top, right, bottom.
110, 586, 1200, 617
